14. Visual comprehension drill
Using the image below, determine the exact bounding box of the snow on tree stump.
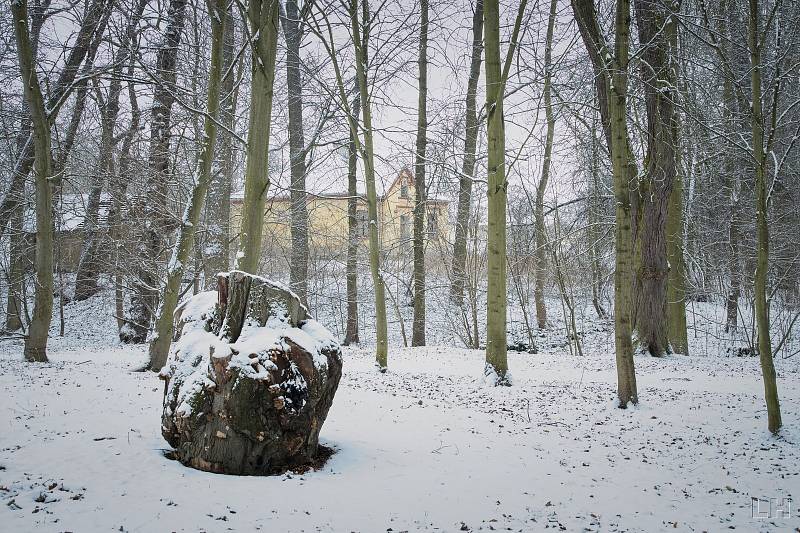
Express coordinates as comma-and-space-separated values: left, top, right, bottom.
160, 270, 342, 475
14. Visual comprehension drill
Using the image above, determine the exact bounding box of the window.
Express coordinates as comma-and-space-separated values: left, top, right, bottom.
400, 179, 409, 199
356, 210, 369, 238
400, 214, 410, 241
427, 209, 438, 235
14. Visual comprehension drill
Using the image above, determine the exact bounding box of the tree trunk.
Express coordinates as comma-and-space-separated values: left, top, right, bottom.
534, 0, 557, 330
572, 0, 638, 403
204, 5, 237, 289
5, 205, 26, 333
281, 0, 310, 306
609, 0, 638, 406
450, 0, 483, 305
236, 0, 280, 274
161, 271, 342, 475
748, 0, 781, 434
148, 0, 227, 371
632, 0, 679, 357
352, 0, 389, 369
588, 117, 607, 320
13, 0, 55, 362
127, 0, 189, 343
719, 0, 740, 333
484, 0, 510, 384
665, 9, 688, 355
666, 167, 689, 354
318, 0, 387, 366
411, 0, 429, 347
344, 94, 361, 346
113, 73, 142, 337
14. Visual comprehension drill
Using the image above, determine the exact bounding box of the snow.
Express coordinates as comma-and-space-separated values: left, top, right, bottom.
2, 328, 799, 531
161, 287, 333, 422
1, 284, 799, 531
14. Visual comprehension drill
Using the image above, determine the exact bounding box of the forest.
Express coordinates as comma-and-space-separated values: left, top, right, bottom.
1, 0, 799, 531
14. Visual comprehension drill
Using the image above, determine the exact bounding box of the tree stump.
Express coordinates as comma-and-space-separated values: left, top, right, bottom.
160, 271, 342, 475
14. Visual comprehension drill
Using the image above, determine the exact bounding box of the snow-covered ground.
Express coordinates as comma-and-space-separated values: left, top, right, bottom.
2, 297, 799, 532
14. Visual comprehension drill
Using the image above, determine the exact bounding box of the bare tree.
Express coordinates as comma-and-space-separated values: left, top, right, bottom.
12, 0, 55, 362
747, 0, 781, 434
450, 0, 483, 306
204, 4, 239, 289
484, 0, 526, 385
411, 0, 429, 347
148, 0, 228, 370
533, 0, 558, 330
74, 0, 147, 302
126, 0, 190, 343
344, 93, 361, 346
280, 0, 310, 305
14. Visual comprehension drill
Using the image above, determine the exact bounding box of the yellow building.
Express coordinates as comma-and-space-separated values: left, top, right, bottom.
231, 168, 449, 262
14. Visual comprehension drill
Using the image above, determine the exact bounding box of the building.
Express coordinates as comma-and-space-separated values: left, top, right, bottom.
230, 168, 449, 261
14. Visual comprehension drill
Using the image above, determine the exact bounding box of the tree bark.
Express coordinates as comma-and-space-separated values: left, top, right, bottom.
13, 0, 55, 362
632, 0, 679, 357
666, 166, 689, 354
450, 0, 483, 305
236, 0, 280, 274
484, 0, 506, 382
344, 94, 361, 346
411, 0, 429, 347
204, 4, 238, 289
609, 0, 638, 406
280, 0, 310, 306
718, 0, 741, 333
588, 117, 607, 320
748, 0, 781, 434
148, 0, 227, 370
